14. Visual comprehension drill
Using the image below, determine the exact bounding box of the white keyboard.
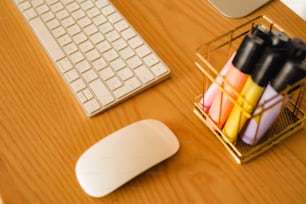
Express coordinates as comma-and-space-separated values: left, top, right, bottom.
13, 0, 171, 116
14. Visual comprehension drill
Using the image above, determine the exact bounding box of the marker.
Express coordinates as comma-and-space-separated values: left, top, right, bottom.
200, 52, 236, 112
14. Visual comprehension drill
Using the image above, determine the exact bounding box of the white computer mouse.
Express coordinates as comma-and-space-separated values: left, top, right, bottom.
75, 119, 179, 198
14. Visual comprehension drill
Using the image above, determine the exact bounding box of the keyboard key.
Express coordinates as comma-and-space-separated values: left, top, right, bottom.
67, 24, 81, 36
66, 2, 80, 13
102, 5, 115, 16
78, 16, 92, 28
70, 51, 84, 64
127, 56, 142, 69
135, 66, 155, 84
95, 0, 109, 9
106, 30, 120, 42
64, 69, 79, 82
76, 60, 91, 73
29, 18, 65, 61
108, 12, 122, 24
32, 0, 44, 7
57, 58, 73, 72
84, 24, 98, 36
56, 9, 69, 20
41, 11, 55, 22
52, 26, 66, 38
100, 22, 113, 33
89, 79, 114, 106
77, 91, 88, 103
99, 67, 114, 80
64, 43, 78, 55
87, 7, 100, 18
62, 0, 74, 6
90, 32, 105, 44
81, 1, 94, 10
73, 32, 87, 44
23, 8, 37, 20
58, 34, 72, 46
114, 20, 129, 32
143, 53, 159, 67
92, 58, 107, 71
83, 69, 98, 82
46, 0, 58, 6
72, 9, 85, 20
36, 4, 49, 14
62, 16, 75, 28
120, 47, 135, 60
110, 58, 126, 71
83, 88, 93, 100
136, 44, 151, 57
151, 63, 169, 76
84, 99, 101, 114
18, 1, 31, 11
128, 36, 143, 48
92, 15, 107, 26
106, 76, 122, 91
86, 49, 100, 61
71, 78, 86, 92
79, 40, 94, 52
51, 2, 64, 13
113, 38, 128, 51
103, 49, 119, 61
118, 68, 134, 81
122, 28, 136, 40
46, 18, 60, 30
97, 40, 111, 52
114, 77, 142, 98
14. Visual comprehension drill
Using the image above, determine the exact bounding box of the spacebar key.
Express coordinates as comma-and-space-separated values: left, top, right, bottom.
29, 18, 65, 61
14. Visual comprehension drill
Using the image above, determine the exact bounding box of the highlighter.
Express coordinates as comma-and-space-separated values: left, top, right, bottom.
207, 34, 265, 129
240, 61, 306, 145
222, 31, 290, 143
200, 25, 268, 113
241, 39, 306, 145
288, 38, 306, 61
200, 52, 236, 112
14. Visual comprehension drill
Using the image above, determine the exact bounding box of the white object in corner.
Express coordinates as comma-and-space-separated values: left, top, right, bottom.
281, 0, 306, 21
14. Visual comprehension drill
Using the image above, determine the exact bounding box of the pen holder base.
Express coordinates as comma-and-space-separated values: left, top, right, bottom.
194, 96, 304, 164
194, 16, 306, 164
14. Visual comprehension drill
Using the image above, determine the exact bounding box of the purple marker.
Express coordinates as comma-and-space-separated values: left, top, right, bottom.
240, 60, 306, 145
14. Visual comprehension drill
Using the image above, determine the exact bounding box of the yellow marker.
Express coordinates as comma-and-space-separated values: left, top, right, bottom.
222, 77, 264, 142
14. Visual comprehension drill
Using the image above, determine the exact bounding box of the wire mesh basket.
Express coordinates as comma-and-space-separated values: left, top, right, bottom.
194, 16, 305, 164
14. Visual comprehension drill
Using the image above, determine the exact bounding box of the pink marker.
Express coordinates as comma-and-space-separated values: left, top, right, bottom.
200, 52, 236, 112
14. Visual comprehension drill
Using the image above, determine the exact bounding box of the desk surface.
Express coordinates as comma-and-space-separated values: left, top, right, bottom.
1, 0, 306, 203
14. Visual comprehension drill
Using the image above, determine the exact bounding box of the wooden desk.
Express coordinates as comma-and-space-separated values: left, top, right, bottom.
1, 0, 305, 203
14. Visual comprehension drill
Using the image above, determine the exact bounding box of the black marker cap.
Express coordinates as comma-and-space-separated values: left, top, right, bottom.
233, 34, 265, 74
251, 31, 290, 87
271, 60, 306, 92
288, 38, 306, 61
270, 31, 289, 48
251, 25, 271, 43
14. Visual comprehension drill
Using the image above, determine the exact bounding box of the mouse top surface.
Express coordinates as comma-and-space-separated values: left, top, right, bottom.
75, 119, 179, 198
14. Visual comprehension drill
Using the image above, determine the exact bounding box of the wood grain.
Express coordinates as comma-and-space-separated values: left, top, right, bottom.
1, 0, 306, 203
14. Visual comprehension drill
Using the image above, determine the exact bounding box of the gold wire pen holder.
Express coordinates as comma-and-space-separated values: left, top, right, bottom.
194, 16, 306, 164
